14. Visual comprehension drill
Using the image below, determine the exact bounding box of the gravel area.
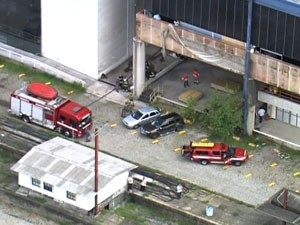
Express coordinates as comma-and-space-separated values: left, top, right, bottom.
0, 64, 299, 220
81, 96, 299, 206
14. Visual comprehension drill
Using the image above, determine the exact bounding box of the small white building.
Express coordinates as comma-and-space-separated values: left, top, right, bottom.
11, 137, 137, 212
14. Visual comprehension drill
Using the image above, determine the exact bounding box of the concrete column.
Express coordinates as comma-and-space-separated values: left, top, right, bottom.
132, 37, 145, 97
270, 105, 276, 119
247, 105, 256, 135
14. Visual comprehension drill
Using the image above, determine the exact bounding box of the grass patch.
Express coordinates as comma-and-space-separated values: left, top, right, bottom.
0, 149, 15, 163
0, 56, 85, 95
115, 202, 196, 225
29, 195, 47, 204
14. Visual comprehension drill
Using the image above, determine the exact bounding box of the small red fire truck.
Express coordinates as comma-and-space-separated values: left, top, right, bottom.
182, 141, 248, 166
9, 82, 92, 138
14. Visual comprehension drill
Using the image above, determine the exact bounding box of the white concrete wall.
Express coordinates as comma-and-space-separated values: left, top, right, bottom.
18, 172, 128, 211
258, 91, 300, 114
98, 0, 135, 75
41, 0, 99, 79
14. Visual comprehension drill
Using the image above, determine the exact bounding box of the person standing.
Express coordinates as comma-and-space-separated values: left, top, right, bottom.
193, 69, 200, 84
85, 129, 91, 142
176, 184, 183, 199
257, 107, 266, 123
127, 174, 134, 191
115, 77, 120, 92
181, 73, 189, 88
140, 177, 147, 192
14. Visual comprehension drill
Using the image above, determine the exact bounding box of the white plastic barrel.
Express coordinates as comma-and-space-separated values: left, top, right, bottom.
206, 205, 214, 216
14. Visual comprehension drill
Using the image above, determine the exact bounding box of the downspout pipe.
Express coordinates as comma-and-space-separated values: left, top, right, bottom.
243, 0, 253, 135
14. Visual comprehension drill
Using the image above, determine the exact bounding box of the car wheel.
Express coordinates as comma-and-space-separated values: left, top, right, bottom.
200, 160, 209, 165
175, 125, 184, 132
151, 133, 159, 139
233, 161, 242, 166
22, 115, 30, 123
133, 124, 139, 129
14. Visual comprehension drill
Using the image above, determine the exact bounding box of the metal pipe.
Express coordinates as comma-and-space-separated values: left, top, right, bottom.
243, 0, 253, 135
179, 21, 222, 40
94, 128, 99, 215
282, 188, 288, 225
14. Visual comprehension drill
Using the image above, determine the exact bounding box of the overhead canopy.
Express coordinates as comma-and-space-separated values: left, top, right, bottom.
255, 0, 300, 17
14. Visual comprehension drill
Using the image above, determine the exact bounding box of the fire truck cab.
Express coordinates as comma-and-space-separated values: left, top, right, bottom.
182, 141, 248, 166
9, 82, 92, 138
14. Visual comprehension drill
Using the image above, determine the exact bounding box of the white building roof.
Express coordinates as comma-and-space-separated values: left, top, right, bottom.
11, 137, 137, 196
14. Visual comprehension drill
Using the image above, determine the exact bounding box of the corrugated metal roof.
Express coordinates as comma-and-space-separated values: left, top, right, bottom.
255, 0, 300, 17
11, 137, 137, 196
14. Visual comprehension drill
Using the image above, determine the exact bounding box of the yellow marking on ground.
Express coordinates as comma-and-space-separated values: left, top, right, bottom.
67, 90, 74, 95
0, 64, 4, 68
130, 130, 137, 135
248, 154, 254, 159
270, 163, 278, 168
201, 138, 208, 142
248, 143, 256, 147
245, 173, 252, 178
293, 171, 300, 177
152, 139, 159, 144
268, 182, 275, 187
178, 130, 186, 135
174, 147, 182, 152
223, 165, 230, 170
232, 136, 240, 141
110, 123, 117, 128
18, 73, 26, 77
45, 82, 51, 85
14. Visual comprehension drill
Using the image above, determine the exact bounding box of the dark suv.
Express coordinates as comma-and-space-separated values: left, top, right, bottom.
140, 112, 185, 139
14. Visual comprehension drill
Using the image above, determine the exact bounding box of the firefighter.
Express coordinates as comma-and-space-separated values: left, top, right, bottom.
181, 73, 189, 88
193, 69, 200, 84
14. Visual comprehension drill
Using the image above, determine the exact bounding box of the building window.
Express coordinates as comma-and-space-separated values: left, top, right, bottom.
66, 191, 76, 201
43, 182, 53, 192
32, 178, 41, 187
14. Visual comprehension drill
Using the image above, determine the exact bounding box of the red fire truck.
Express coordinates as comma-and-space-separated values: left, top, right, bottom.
182, 141, 248, 166
9, 82, 92, 138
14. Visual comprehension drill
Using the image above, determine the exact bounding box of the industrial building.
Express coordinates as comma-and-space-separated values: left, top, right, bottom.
11, 137, 137, 212
1, 0, 300, 138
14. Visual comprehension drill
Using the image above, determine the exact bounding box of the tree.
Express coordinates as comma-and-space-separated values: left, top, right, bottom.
201, 91, 243, 140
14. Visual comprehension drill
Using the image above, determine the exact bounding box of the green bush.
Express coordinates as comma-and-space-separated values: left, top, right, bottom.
201, 91, 243, 140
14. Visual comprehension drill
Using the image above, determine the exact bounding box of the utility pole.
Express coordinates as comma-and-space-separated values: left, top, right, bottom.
243, 0, 253, 135
94, 128, 99, 216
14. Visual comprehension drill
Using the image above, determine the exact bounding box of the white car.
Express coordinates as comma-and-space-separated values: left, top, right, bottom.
122, 106, 161, 129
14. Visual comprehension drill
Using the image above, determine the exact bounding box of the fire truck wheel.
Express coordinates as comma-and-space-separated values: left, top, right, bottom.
233, 161, 242, 166
22, 115, 30, 123
200, 160, 209, 165
63, 130, 72, 138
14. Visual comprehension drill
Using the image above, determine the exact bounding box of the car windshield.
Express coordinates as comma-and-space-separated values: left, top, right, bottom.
229, 147, 236, 156
132, 110, 143, 120
78, 114, 92, 128
152, 118, 162, 126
